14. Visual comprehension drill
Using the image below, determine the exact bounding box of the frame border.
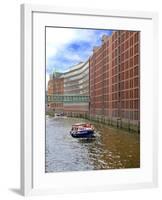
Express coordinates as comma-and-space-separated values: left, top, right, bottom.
20, 4, 158, 196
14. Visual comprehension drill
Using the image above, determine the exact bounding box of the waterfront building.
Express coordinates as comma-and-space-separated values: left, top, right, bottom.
47, 72, 64, 113
47, 61, 89, 117
63, 61, 89, 117
89, 31, 140, 131
47, 30, 140, 131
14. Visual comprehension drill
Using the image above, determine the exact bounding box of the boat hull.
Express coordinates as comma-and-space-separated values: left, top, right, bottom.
70, 130, 95, 138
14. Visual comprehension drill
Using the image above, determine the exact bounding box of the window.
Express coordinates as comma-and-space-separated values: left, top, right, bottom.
130, 47, 133, 57
134, 100, 139, 109
134, 88, 139, 98
134, 43, 139, 54
130, 58, 133, 67
134, 55, 139, 65
130, 69, 133, 77
134, 32, 139, 43
134, 66, 138, 76
130, 37, 133, 46
134, 77, 139, 87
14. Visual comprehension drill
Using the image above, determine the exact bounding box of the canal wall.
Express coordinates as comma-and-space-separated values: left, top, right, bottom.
88, 115, 140, 133
67, 113, 139, 133
46, 110, 139, 133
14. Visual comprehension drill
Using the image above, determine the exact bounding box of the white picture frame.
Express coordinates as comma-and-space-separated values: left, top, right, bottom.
21, 4, 158, 196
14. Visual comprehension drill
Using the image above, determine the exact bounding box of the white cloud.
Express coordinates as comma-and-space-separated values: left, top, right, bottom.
46, 28, 97, 61
47, 29, 94, 72
46, 27, 112, 75
46, 28, 78, 59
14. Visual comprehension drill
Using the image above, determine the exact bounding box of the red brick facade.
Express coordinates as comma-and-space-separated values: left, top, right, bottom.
47, 77, 64, 112
89, 31, 140, 126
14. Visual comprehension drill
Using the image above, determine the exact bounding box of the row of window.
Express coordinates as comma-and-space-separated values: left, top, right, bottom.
64, 65, 89, 79
90, 109, 139, 121
96, 39, 139, 59
91, 45, 139, 65
91, 90, 139, 102
112, 88, 139, 98
48, 95, 89, 102
112, 31, 139, 43
90, 78, 139, 95
48, 103, 63, 108
112, 36, 139, 51
90, 100, 139, 108
111, 100, 139, 109
112, 54, 139, 67
111, 65, 139, 77
64, 78, 89, 88
112, 75, 139, 86
90, 61, 139, 81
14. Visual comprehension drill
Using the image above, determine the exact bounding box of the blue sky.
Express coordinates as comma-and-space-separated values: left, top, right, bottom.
46, 28, 112, 83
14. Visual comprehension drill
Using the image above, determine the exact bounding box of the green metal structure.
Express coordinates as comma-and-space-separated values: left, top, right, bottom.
47, 94, 89, 103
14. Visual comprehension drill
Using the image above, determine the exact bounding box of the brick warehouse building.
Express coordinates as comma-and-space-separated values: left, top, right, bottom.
89, 31, 140, 131
47, 72, 64, 113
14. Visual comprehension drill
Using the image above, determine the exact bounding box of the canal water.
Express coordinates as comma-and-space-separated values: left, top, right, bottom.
45, 116, 140, 173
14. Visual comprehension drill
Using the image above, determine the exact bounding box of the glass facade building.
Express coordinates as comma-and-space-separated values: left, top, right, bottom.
47, 61, 89, 117
63, 61, 89, 116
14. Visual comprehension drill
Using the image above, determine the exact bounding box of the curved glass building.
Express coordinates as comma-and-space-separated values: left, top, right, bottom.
64, 61, 89, 95
63, 61, 89, 117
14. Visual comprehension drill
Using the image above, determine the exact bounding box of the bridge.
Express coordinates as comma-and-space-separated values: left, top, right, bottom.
47, 94, 89, 103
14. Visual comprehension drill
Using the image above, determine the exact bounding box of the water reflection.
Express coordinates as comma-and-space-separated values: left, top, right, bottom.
45, 116, 140, 172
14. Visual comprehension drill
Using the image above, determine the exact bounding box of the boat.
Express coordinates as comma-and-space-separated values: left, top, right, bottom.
70, 123, 95, 138
54, 112, 67, 118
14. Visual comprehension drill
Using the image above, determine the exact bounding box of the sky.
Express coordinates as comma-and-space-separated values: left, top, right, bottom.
46, 27, 112, 85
